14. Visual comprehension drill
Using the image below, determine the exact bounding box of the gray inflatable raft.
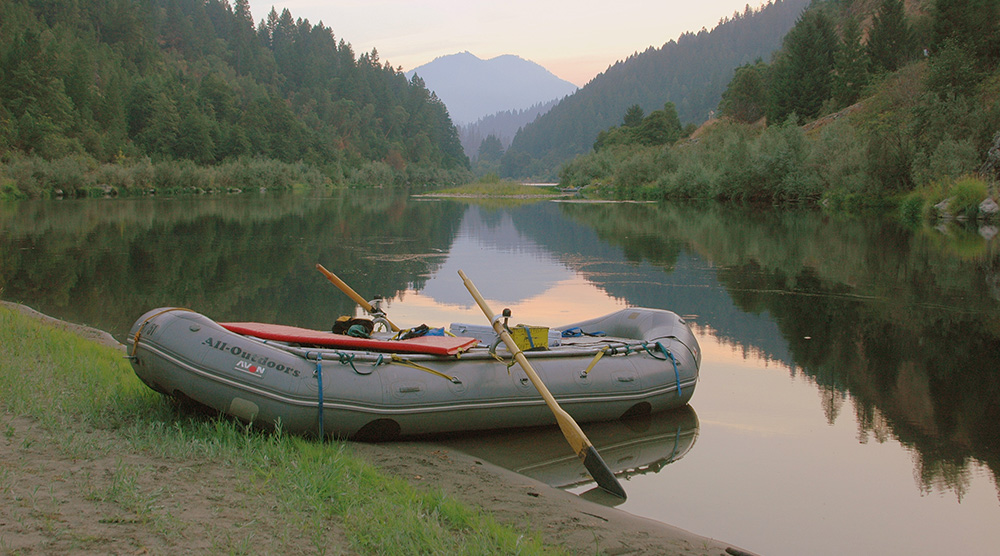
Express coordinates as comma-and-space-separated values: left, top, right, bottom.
127, 307, 700, 440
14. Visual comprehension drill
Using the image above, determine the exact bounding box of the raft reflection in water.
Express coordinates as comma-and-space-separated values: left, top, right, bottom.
436, 405, 698, 499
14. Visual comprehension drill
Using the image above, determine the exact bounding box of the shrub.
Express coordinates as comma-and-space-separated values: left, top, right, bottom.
350, 161, 396, 188
864, 125, 914, 193
0, 178, 27, 201
658, 158, 718, 199
214, 158, 299, 191
558, 146, 617, 189
3, 156, 42, 197
898, 192, 927, 224
947, 175, 989, 218
152, 159, 205, 193
811, 119, 867, 193
128, 158, 156, 192
1, 154, 100, 198
94, 161, 148, 194
912, 136, 981, 185
613, 148, 660, 199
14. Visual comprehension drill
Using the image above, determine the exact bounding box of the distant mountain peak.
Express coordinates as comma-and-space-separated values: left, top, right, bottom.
406, 52, 577, 125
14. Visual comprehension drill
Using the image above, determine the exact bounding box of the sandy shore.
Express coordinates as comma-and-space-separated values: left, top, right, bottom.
2, 302, 752, 555
348, 440, 749, 555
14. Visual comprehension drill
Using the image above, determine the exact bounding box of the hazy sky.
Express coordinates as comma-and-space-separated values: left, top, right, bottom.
246, 1, 767, 87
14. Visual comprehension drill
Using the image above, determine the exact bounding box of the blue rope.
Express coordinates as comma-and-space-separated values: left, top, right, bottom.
576, 341, 681, 396
561, 327, 606, 338
316, 353, 324, 439
336, 351, 356, 371
328, 351, 365, 374
312, 351, 383, 376
657, 341, 682, 397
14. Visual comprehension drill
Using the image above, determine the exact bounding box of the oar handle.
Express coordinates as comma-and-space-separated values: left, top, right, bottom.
317, 264, 399, 332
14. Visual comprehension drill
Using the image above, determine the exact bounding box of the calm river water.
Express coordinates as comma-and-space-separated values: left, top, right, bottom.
2, 192, 999, 555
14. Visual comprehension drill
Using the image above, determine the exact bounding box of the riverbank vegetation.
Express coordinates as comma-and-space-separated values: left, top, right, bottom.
0, 0, 470, 200
431, 173, 560, 198
0, 304, 553, 554
558, 0, 1000, 219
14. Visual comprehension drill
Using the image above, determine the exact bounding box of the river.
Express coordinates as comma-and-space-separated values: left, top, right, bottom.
2, 192, 998, 555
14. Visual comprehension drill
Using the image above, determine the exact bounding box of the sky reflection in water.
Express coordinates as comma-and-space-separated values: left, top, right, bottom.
379, 205, 627, 327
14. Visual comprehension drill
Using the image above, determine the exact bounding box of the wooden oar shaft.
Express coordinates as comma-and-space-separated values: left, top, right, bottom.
501, 327, 586, 453
316, 264, 399, 332
461, 274, 584, 451
316, 264, 372, 311
458, 270, 625, 498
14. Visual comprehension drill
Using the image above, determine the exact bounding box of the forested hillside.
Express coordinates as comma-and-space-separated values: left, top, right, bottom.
0, 0, 468, 198
558, 0, 1000, 217
458, 100, 558, 160
500, 0, 810, 179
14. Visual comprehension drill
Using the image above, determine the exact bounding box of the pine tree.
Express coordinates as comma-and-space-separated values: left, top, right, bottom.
768, 8, 838, 122
623, 104, 645, 127
719, 59, 769, 123
477, 134, 504, 163
635, 103, 683, 145
233, 0, 254, 73
932, 0, 1000, 68
832, 16, 868, 107
867, 0, 915, 74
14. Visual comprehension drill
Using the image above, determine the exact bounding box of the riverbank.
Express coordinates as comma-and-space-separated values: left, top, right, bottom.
0, 302, 746, 555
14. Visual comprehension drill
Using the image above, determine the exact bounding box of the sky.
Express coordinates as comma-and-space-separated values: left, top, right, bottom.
246, 1, 768, 87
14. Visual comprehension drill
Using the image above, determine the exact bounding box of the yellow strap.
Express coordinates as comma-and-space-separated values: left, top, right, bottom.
390, 354, 459, 383
489, 350, 526, 373
130, 307, 195, 357
580, 346, 608, 377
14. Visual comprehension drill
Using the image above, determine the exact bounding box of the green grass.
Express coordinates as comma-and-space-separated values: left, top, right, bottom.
435, 175, 560, 197
0, 305, 558, 554
947, 175, 990, 218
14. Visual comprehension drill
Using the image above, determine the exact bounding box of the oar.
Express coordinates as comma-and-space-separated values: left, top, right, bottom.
458, 270, 627, 499
316, 263, 400, 332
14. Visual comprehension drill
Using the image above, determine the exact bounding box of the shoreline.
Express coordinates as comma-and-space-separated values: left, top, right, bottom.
348, 439, 747, 555
2, 301, 752, 555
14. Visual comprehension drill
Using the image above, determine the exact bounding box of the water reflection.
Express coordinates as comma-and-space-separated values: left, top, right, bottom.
3, 194, 1000, 554
556, 202, 1000, 503
434, 406, 699, 494
0, 192, 465, 337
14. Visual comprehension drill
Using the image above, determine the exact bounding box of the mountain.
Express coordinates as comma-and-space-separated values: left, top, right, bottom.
500, 0, 810, 179
406, 52, 578, 125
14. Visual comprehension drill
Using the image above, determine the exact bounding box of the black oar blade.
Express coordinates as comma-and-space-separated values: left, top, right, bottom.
582, 444, 627, 499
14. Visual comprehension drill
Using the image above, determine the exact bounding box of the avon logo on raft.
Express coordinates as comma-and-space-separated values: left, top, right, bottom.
234, 359, 265, 378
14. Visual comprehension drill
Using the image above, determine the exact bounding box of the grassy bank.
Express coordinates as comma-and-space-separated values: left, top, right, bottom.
0, 305, 555, 554
431, 175, 560, 198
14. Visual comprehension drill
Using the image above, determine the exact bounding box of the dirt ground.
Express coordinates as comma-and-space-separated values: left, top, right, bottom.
0, 302, 750, 555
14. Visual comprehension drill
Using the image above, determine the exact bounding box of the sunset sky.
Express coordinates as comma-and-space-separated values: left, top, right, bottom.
246, 1, 769, 86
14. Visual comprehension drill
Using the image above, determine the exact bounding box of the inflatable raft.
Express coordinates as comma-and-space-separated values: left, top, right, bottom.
127, 307, 700, 440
